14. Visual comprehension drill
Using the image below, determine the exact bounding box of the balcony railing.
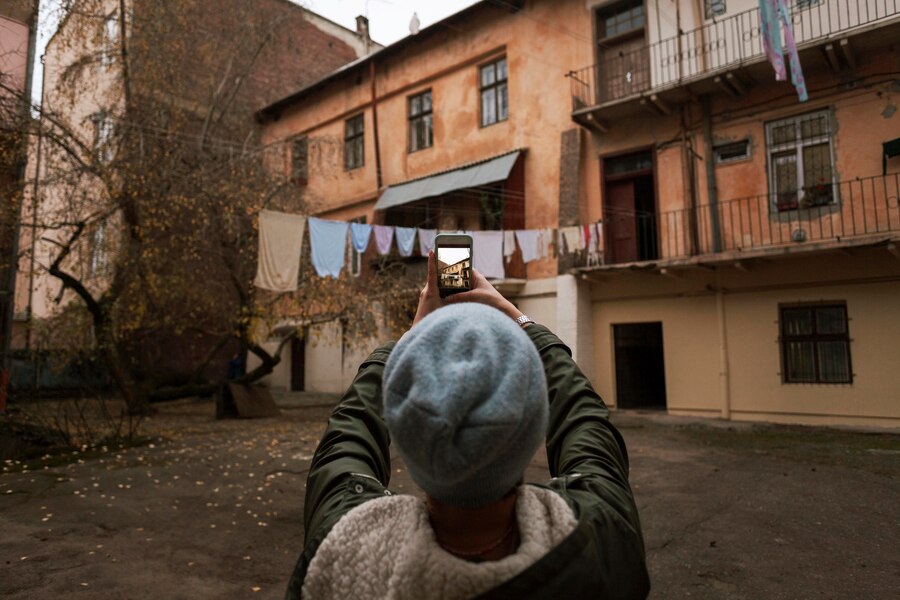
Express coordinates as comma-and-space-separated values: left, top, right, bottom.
569, 0, 900, 109
640, 173, 900, 263
596, 174, 899, 266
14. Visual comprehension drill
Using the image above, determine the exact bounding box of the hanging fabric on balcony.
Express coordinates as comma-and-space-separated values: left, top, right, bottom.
308, 217, 349, 279
395, 227, 417, 257
503, 230, 517, 262
515, 230, 541, 263
759, 0, 808, 102
255, 209, 306, 292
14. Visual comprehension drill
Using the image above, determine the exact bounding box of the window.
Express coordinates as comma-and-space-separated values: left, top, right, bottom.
714, 139, 750, 164
92, 112, 114, 163
102, 11, 118, 68
408, 90, 433, 152
766, 110, 835, 211
291, 137, 308, 185
344, 114, 364, 170
480, 57, 508, 127
88, 222, 108, 277
796, 0, 823, 10
350, 216, 366, 277
600, 1, 644, 37
705, 0, 726, 19
780, 304, 852, 384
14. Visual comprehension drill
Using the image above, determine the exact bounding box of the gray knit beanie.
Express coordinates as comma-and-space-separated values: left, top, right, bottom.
383, 303, 548, 507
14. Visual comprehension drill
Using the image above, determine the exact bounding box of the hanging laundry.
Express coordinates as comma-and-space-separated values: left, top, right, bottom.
514, 229, 541, 263
255, 210, 306, 293
470, 230, 505, 279
373, 225, 395, 255
760, 0, 808, 102
395, 227, 417, 257
537, 228, 553, 259
417, 228, 436, 256
503, 230, 517, 262
560, 226, 583, 255
349, 222, 372, 254
308, 217, 349, 278
588, 223, 602, 255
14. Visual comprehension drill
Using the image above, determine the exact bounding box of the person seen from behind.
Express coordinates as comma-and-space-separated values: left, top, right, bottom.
285, 251, 650, 599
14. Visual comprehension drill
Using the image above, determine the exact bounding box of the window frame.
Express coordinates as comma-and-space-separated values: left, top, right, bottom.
779, 302, 853, 385
704, 0, 727, 19
765, 109, 837, 212
102, 10, 118, 68
714, 139, 751, 165
344, 114, 365, 171
479, 56, 509, 128
408, 89, 434, 153
88, 222, 109, 278
92, 111, 114, 163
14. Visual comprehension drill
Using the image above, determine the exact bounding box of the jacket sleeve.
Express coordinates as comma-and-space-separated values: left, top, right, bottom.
302, 341, 395, 539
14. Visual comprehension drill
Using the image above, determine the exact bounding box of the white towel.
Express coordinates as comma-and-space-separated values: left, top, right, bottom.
503, 230, 517, 260
418, 229, 437, 256
514, 230, 541, 263
470, 231, 505, 280
255, 209, 306, 292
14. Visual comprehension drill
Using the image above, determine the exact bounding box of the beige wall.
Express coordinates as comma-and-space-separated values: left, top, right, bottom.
591, 248, 900, 427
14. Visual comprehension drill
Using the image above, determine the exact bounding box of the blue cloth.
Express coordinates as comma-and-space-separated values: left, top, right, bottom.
394, 227, 417, 257
349, 222, 372, 253
308, 217, 349, 278
383, 304, 548, 507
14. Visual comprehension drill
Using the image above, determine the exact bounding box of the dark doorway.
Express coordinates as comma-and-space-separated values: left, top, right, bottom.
594, 0, 650, 103
604, 151, 658, 264
290, 336, 305, 392
613, 322, 666, 410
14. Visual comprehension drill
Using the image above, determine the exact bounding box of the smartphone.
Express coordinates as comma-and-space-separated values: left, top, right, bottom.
434, 233, 473, 298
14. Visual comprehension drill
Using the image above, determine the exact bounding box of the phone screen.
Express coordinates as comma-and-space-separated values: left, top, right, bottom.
436, 243, 472, 295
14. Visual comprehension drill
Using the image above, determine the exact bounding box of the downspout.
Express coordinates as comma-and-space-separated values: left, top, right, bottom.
681, 105, 698, 255
369, 60, 383, 191
26, 55, 47, 351
715, 267, 731, 420
701, 94, 721, 252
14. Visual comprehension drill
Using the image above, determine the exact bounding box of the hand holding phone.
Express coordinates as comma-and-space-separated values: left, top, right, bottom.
434, 233, 473, 298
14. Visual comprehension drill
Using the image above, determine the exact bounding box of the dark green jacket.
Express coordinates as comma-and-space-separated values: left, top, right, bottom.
286, 324, 650, 599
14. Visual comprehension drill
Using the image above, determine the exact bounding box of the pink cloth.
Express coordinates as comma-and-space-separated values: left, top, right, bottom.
373, 225, 394, 255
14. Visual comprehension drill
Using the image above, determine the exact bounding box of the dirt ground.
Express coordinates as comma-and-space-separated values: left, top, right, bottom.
2, 397, 898, 599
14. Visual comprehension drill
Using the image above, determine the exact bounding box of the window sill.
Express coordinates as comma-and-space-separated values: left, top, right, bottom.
408, 145, 434, 155
769, 201, 841, 222
480, 117, 509, 130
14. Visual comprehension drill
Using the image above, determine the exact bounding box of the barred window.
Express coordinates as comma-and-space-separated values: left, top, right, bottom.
780, 304, 852, 384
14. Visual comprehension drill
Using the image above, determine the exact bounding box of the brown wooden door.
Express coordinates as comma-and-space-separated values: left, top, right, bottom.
595, 1, 650, 103
606, 179, 638, 264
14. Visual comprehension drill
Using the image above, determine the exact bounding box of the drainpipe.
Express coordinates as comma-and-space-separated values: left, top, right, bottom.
681, 105, 699, 255
26, 54, 47, 351
701, 94, 722, 252
369, 60, 383, 191
715, 267, 731, 420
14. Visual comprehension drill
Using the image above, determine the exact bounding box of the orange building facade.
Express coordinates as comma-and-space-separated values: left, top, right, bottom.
259, 0, 900, 428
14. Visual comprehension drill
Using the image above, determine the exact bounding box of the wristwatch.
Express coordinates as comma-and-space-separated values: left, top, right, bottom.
514, 314, 536, 328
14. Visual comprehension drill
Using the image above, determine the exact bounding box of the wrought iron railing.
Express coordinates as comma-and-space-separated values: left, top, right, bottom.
569, 0, 900, 109
639, 173, 900, 262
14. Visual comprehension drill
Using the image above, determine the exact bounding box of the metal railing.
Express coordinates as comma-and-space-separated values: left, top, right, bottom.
569, 0, 900, 109
646, 173, 900, 262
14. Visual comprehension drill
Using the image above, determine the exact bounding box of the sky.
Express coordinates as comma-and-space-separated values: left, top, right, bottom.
31, 0, 482, 107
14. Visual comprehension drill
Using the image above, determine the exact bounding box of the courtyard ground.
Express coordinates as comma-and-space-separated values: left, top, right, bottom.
1, 395, 898, 599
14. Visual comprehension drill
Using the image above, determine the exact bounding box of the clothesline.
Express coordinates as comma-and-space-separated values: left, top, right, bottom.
254, 209, 604, 292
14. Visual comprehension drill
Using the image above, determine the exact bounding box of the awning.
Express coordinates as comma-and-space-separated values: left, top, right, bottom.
374, 150, 522, 211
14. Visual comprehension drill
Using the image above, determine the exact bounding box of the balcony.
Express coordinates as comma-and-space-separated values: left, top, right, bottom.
585, 173, 900, 271
568, 0, 900, 128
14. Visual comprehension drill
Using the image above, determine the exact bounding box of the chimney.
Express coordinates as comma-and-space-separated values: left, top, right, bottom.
356, 15, 370, 39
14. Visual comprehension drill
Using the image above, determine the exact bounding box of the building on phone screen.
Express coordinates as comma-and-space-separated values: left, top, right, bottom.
254, 0, 900, 429
439, 258, 472, 290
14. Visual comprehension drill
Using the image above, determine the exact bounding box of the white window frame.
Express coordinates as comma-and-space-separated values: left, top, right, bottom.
93, 112, 115, 163
102, 11, 118, 68
765, 109, 837, 212
89, 222, 109, 277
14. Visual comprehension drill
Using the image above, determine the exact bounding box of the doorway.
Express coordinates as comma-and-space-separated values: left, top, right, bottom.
613, 322, 666, 410
594, 0, 650, 103
604, 150, 658, 264
290, 336, 305, 392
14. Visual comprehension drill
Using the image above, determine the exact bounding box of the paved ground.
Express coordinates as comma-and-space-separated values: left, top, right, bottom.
1, 395, 898, 599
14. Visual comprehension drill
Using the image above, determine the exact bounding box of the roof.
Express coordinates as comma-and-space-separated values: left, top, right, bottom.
257, 0, 526, 121
374, 149, 524, 211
